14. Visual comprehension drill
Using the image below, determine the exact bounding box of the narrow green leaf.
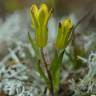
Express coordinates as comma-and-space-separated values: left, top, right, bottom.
28, 32, 42, 60
50, 51, 58, 74
50, 50, 65, 94
35, 60, 48, 82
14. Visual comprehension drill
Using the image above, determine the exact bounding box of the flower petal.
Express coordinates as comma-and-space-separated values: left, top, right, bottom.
30, 4, 39, 29
39, 4, 49, 27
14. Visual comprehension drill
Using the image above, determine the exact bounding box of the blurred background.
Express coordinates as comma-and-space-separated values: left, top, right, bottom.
0, 0, 96, 95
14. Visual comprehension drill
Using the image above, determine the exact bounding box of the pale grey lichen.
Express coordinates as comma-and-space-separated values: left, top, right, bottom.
0, 41, 45, 96
71, 52, 96, 96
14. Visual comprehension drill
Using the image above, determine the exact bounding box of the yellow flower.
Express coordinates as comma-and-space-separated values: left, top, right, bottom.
55, 18, 73, 49
30, 3, 53, 48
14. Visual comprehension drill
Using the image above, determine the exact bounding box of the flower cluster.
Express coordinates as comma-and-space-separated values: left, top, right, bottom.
30, 3, 73, 49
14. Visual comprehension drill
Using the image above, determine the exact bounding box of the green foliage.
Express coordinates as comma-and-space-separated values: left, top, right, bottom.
28, 32, 48, 85
50, 50, 65, 94
28, 32, 42, 61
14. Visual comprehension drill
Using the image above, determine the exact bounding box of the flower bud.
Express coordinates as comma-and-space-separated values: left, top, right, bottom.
55, 18, 73, 49
30, 4, 53, 48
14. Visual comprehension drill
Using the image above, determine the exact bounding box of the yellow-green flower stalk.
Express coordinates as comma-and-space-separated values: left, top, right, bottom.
55, 18, 73, 49
30, 3, 53, 48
